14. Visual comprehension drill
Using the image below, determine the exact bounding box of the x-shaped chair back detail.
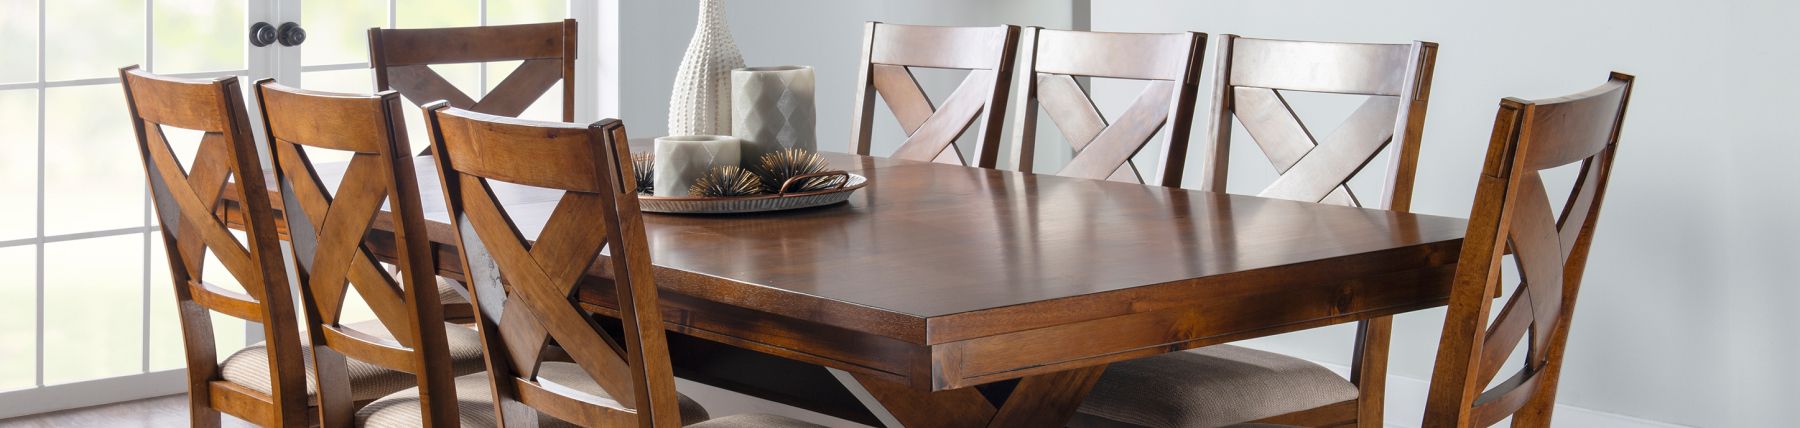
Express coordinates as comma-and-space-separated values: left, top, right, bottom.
1201, 35, 1438, 211
371, 19, 577, 155
850, 22, 1020, 167
121, 66, 309, 427
1423, 73, 1633, 428
1011, 28, 1206, 187
427, 107, 683, 428
255, 80, 463, 427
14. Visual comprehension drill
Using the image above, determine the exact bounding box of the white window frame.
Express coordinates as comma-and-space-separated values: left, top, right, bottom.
0, 0, 603, 418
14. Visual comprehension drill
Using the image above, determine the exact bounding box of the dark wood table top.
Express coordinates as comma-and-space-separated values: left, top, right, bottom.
245, 148, 1465, 393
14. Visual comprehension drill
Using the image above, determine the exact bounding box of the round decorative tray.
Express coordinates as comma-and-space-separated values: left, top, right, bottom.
638, 171, 867, 214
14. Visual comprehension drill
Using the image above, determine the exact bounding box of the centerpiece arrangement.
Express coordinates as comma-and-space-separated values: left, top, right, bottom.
633, 147, 867, 214
646, 0, 863, 214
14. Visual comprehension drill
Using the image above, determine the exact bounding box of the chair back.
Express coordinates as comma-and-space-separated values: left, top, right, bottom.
254, 80, 463, 426
1201, 36, 1437, 211
850, 22, 1020, 166
370, 20, 578, 122
1010, 28, 1205, 187
120, 66, 308, 427
1423, 73, 1634, 427
426, 107, 683, 427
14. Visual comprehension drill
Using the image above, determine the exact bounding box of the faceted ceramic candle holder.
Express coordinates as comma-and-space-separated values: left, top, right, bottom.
732, 65, 817, 164
653, 135, 741, 197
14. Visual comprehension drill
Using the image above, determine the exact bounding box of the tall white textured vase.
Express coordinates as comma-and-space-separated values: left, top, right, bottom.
668, 0, 744, 136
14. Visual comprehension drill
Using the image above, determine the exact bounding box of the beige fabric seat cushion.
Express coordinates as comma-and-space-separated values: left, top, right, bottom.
357, 362, 713, 427
1073, 345, 1358, 428
219, 320, 487, 403
438, 277, 471, 307
687, 413, 827, 428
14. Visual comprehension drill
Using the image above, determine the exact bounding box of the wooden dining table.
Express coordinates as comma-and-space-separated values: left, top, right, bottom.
221, 142, 1465, 427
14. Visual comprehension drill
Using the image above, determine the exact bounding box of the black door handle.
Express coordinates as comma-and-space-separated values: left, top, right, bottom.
249, 22, 276, 47
276, 22, 306, 47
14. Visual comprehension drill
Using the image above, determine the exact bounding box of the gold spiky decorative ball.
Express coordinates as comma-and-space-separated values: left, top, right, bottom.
689, 165, 764, 197
631, 152, 655, 194
755, 149, 844, 193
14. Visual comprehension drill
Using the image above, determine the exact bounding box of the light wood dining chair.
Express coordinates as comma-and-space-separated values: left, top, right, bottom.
408, 107, 822, 427
370, 20, 577, 154
1419, 72, 1633, 428
1010, 28, 1206, 187
254, 81, 491, 426
1075, 36, 1437, 428
121, 66, 309, 427
850, 22, 1020, 167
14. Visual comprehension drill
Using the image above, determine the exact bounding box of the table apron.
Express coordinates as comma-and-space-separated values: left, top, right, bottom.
930, 263, 1456, 390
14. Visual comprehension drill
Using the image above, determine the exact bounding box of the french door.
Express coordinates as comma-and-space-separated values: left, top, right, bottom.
0, 0, 593, 417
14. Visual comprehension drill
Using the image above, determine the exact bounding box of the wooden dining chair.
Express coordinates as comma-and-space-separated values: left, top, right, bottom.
1010, 28, 1206, 187
1222, 73, 1634, 428
404, 107, 821, 427
121, 66, 309, 427
369, 19, 577, 156
1075, 36, 1438, 428
254, 81, 492, 426
849, 22, 1020, 167
1420, 72, 1633, 428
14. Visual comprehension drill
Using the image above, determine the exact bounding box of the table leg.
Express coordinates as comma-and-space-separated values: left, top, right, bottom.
846, 365, 1106, 428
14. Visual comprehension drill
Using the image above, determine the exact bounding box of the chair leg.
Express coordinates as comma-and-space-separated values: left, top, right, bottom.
1351, 316, 1393, 428
188, 402, 222, 428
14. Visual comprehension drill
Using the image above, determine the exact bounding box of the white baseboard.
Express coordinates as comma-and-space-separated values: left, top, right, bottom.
1307, 362, 1688, 428
0, 369, 188, 420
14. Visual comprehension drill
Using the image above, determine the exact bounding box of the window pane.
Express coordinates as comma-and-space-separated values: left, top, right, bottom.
0, 90, 37, 241
301, 0, 385, 66
153, 0, 246, 74
0, 246, 36, 391
44, 84, 143, 236
487, 0, 563, 25
0, 0, 38, 84
396, 0, 478, 28
45, 0, 144, 81
301, 68, 374, 95
148, 234, 246, 371
43, 234, 144, 385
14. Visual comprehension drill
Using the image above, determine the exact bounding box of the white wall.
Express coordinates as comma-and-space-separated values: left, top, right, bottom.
616, 0, 1074, 159
603, 1, 1797, 426
1081, 1, 1798, 427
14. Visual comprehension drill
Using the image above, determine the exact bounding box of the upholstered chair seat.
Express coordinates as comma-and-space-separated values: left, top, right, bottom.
686, 414, 829, 428
356, 361, 826, 428
1072, 345, 1357, 428
219, 320, 487, 403
356, 362, 710, 427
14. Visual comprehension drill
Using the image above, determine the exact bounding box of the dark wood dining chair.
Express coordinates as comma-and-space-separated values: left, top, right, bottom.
415, 107, 822, 427
1075, 36, 1438, 428
849, 22, 1020, 167
1420, 72, 1633, 428
1010, 28, 1206, 187
254, 81, 491, 427
121, 66, 309, 427
369, 19, 578, 151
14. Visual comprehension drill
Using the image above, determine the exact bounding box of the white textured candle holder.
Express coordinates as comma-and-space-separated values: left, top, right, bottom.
732, 65, 817, 164
653, 135, 741, 197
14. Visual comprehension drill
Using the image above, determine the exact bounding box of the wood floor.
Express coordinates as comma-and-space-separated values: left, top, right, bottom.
0, 395, 255, 428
